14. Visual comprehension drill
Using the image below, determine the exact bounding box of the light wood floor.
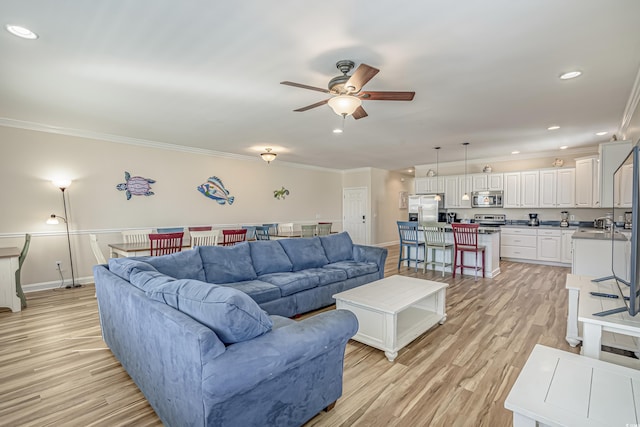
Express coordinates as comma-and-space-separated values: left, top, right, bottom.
0, 248, 576, 426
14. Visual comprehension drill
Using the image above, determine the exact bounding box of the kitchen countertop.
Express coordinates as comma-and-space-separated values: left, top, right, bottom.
571, 228, 628, 241
500, 224, 578, 230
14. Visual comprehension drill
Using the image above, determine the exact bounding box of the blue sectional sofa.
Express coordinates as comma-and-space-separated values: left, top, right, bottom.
94, 232, 387, 426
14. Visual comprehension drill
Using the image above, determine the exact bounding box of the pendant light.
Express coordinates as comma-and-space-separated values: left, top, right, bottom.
433, 147, 441, 201
461, 142, 470, 201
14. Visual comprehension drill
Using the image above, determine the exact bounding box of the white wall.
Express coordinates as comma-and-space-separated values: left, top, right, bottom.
1, 126, 343, 290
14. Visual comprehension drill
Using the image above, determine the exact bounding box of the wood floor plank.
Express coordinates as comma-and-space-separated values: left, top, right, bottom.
0, 249, 581, 426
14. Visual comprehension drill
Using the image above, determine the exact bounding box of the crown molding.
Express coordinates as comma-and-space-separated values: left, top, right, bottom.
620, 64, 640, 138
0, 117, 342, 173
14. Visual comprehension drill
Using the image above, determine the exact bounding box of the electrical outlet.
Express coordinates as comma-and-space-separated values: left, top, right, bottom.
570, 215, 575, 221
55, 261, 62, 269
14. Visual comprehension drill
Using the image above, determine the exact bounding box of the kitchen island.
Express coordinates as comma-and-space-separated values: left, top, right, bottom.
572, 229, 629, 279
404, 225, 501, 278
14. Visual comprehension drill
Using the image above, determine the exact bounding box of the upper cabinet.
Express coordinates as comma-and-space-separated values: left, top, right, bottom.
575, 156, 599, 207
444, 175, 472, 208
599, 141, 632, 208
471, 173, 503, 191
614, 163, 634, 208
539, 168, 575, 208
415, 177, 444, 194
503, 171, 540, 208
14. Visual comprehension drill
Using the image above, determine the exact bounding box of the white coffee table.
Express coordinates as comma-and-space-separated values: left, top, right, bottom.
333, 275, 447, 362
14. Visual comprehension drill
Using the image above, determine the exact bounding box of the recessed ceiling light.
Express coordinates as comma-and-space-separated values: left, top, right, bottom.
547, 125, 560, 130
332, 128, 343, 134
559, 70, 582, 80
511, 151, 520, 155
596, 131, 608, 136
407, 169, 414, 173
560, 145, 568, 150
5, 24, 38, 40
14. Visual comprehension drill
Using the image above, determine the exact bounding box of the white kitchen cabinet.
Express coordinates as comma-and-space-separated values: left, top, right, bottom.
444, 176, 460, 208
539, 168, 575, 208
503, 172, 521, 208
501, 227, 538, 260
537, 229, 561, 262
615, 163, 634, 208
444, 175, 472, 208
520, 171, 539, 208
459, 175, 472, 208
574, 156, 599, 207
415, 177, 444, 194
471, 173, 503, 191
599, 140, 632, 207
561, 229, 574, 264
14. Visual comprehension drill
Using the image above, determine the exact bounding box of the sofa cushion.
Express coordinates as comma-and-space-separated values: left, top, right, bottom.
200, 243, 258, 284
146, 279, 273, 344
302, 268, 348, 286
129, 269, 176, 292
108, 258, 158, 281
319, 232, 354, 263
216, 280, 281, 304
249, 240, 293, 275
257, 271, 320, 297
324, 261, 378, 279
144, 248, 206, 281
278, 237, 329, 271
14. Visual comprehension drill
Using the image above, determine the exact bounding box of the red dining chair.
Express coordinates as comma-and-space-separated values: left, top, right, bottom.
149, 232, 184, 256
451, 223, 485, 279
221, 229, 247, 246
188, 226, 213, 232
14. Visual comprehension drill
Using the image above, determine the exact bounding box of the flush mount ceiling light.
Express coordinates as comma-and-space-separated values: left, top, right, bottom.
560, 145, 569, 150
559, 70, 582, 80
596, 131, 608, 136
548, 125, 560, 130
461, 143, 470, 201
260, 148, 277, 164
5, 24, 38, 39
327, 95, 362, 117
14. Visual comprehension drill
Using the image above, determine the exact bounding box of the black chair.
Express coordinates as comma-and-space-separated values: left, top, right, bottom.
397, 221, 425, 272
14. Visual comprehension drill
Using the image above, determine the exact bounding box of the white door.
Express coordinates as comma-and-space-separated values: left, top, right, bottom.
343, 187, 368, 244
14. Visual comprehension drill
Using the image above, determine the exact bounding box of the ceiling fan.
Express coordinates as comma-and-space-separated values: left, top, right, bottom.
281, 60, 415, 120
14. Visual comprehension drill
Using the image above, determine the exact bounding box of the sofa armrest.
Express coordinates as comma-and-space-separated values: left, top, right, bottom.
201, 309, 358, 403
353, 244, 388, 279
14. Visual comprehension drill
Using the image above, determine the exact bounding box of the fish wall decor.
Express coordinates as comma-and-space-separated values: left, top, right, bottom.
116, 172, 155, 200
197, 176, 235, 205
274, 187, 290, 200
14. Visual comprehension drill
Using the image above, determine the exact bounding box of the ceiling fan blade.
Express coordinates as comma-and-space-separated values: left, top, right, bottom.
360, 91, 415, 101
293, 99, 330, 112
280, 81, 330, 94
352, 106, 368, 120
344, 64, 379, 93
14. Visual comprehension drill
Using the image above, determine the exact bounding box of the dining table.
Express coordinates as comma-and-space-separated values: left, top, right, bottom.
108, 242, 191, 258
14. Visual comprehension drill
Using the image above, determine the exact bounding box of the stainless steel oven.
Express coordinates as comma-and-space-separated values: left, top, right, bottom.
471, 191, 503, 208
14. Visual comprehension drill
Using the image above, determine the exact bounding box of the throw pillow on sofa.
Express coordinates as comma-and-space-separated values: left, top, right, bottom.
144, 248, 206, 281
200, 243, 258, 284
249, 240, 293, 275
278, 237, 329, 271
108, 258, 158, 281
319, 232, 354, 263
146, 278, 273, 344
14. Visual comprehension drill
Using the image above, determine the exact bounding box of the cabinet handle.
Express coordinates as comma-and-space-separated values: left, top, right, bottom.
514, 239, 521, 243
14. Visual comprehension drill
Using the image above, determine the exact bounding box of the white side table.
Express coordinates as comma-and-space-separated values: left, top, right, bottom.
505, 344, 640, 426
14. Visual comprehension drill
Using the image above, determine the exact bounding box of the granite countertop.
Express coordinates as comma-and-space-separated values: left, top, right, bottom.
500, 224, 579, 230
572, 229, 628, 241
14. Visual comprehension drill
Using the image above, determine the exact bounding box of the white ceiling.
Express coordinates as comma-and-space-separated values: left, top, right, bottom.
2, 1, 640, 171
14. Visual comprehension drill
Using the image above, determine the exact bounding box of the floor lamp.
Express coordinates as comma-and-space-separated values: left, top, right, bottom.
47, 179, 78, 288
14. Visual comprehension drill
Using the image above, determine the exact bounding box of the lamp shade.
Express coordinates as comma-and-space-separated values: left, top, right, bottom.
327, 95, 362, 117
260, 148, 277, 163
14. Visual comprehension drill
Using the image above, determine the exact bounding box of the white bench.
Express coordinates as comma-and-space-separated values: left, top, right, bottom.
505, 344, 640, 426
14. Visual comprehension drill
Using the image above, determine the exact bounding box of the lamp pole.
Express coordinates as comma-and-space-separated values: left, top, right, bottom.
60, 186, 77, 288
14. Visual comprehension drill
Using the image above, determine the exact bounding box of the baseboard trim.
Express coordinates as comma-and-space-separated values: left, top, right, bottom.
23, 276, 95, 293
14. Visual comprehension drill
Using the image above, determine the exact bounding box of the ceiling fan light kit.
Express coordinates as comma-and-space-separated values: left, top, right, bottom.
281, 59, 415, 120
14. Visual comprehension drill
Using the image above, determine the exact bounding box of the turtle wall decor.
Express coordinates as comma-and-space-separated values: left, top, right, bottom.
116, 171, 155, 200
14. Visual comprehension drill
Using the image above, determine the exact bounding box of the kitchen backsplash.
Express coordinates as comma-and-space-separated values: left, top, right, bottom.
447, 207, 613, 223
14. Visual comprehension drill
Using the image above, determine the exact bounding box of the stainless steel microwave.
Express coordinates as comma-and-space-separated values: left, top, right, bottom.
471, 191, 503, 208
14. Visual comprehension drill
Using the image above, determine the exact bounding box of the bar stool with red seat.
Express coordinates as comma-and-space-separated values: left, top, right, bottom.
451, 223, 485, 279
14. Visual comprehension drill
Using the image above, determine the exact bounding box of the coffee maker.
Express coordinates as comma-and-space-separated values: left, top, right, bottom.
528, 213, 539, 226
625, 211, 633, 230
560, 211, 569, 228
447, 212, 457, 224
